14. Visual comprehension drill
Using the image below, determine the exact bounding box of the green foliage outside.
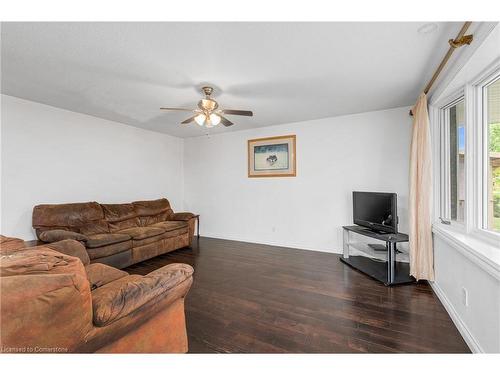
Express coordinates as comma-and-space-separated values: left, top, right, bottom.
490, 123, 500, 152
491, 123, 500, 231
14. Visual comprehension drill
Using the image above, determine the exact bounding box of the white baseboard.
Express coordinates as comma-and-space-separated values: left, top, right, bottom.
430, 281, 484, 353
199, 232, 342, 255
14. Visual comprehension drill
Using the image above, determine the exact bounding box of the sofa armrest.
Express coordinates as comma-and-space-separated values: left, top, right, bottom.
170, 212, 195, 221
39, 229, 88, 243
46, 239, 90, 266
91, 263, 193, 327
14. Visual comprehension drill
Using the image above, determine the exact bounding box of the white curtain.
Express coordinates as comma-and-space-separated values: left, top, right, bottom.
409, 93, 434, 281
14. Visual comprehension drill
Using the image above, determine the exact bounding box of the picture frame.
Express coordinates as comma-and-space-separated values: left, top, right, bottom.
247, 135, 296, 177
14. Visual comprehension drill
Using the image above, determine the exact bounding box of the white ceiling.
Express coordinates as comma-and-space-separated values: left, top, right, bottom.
1, 22, 462, 138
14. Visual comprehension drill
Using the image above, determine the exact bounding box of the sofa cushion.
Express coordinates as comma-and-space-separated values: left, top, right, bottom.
86, 233, 131, 248
101, 203, 140, 232
131, 233, 166, 248
117, 226, 165, 240
79, 220, 110, 236
132, 198, 173, 226
151, 220, 188, 232
85, 263, 128, 289
47, 240, 90, 266
33, 202, 104, 229
86, 240, 132, 260
130, 228, 186, 247
91, 263, 194, 327
39, 229, 88, 243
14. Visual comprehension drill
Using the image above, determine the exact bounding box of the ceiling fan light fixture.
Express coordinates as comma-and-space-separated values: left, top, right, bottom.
209, 113, 221, 126
194, 114, 206, 126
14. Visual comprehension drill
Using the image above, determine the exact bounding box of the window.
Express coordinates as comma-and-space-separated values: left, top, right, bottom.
434, 65, 500, 244
484, 77, 500, 232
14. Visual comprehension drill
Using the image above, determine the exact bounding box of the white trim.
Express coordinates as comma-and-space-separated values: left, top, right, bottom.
433, 224, 500, 280
464, 83, 477, 233
429, 281, 484, 353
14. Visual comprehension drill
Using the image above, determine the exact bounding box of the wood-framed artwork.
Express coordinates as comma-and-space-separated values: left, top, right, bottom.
247, 135, 296, 177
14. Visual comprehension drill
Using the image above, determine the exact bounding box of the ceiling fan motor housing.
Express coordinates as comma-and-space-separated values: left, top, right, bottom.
198, 98, 218, 112
202, 86, 214, 97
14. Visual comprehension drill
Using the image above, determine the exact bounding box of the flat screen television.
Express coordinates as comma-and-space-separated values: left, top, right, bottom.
353, 191, 398, 233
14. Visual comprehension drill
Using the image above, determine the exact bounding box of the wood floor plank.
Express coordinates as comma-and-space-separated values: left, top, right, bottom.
125, 237, 470, 353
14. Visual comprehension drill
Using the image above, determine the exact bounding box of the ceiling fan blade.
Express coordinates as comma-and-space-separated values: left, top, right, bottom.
160, 107, 194, 112
221, 109, 253, 117
181, 115, 197, 124
219, 115, 234, 127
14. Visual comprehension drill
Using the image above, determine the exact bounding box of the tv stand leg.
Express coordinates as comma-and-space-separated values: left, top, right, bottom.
386, 242, 395, 284
343, 228, 350, 259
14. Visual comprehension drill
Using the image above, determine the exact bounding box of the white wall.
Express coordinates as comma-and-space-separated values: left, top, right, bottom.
1, 95, 184, 240
184, 106, 411, 253
429, 23, 500, 353
432, 235, 500, 353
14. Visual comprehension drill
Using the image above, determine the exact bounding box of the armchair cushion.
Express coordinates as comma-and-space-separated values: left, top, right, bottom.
170, 212, 195, 221
85, 263, 128, 289
86, 233, 131, 248
91, 263, 194, 327
0, 245, 92, 352
39, 229, 88, 243
0, 235, 25, 253
0, 246, 87, 280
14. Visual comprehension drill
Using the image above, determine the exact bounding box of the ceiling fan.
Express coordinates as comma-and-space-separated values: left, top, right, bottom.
160, 86, 253, 128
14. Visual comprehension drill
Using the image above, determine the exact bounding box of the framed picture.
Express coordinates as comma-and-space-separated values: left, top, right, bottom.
248, 135, 296, 177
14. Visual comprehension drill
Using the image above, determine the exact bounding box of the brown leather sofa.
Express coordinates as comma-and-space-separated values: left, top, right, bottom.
32, 198, 196, 269
0, 236, 193, 353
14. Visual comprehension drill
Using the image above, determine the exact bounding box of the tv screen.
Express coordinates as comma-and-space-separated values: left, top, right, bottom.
353, 191, 398, 233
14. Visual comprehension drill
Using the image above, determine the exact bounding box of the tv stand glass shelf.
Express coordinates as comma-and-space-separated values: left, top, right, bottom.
340, 225, 415, 286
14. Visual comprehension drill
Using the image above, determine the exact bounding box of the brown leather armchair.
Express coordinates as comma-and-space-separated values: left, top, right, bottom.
0, 237, 193, 353
32, 198, 197, 269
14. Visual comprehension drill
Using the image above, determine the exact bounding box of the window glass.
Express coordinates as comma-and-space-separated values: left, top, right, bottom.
449, 100, 465, 222
486, 78, 500, 232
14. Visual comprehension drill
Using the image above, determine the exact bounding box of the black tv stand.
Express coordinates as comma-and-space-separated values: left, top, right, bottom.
340, 225, 415, 286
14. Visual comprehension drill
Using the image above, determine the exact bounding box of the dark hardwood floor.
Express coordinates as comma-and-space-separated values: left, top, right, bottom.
125, 237, 470, 353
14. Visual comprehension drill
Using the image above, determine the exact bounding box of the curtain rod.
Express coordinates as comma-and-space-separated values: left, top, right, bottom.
409, 22, 473, 116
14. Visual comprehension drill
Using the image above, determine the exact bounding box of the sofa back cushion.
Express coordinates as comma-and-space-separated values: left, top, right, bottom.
101, 203, 140, 232
132, 198, 173, 226
33, 202, 105, 235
